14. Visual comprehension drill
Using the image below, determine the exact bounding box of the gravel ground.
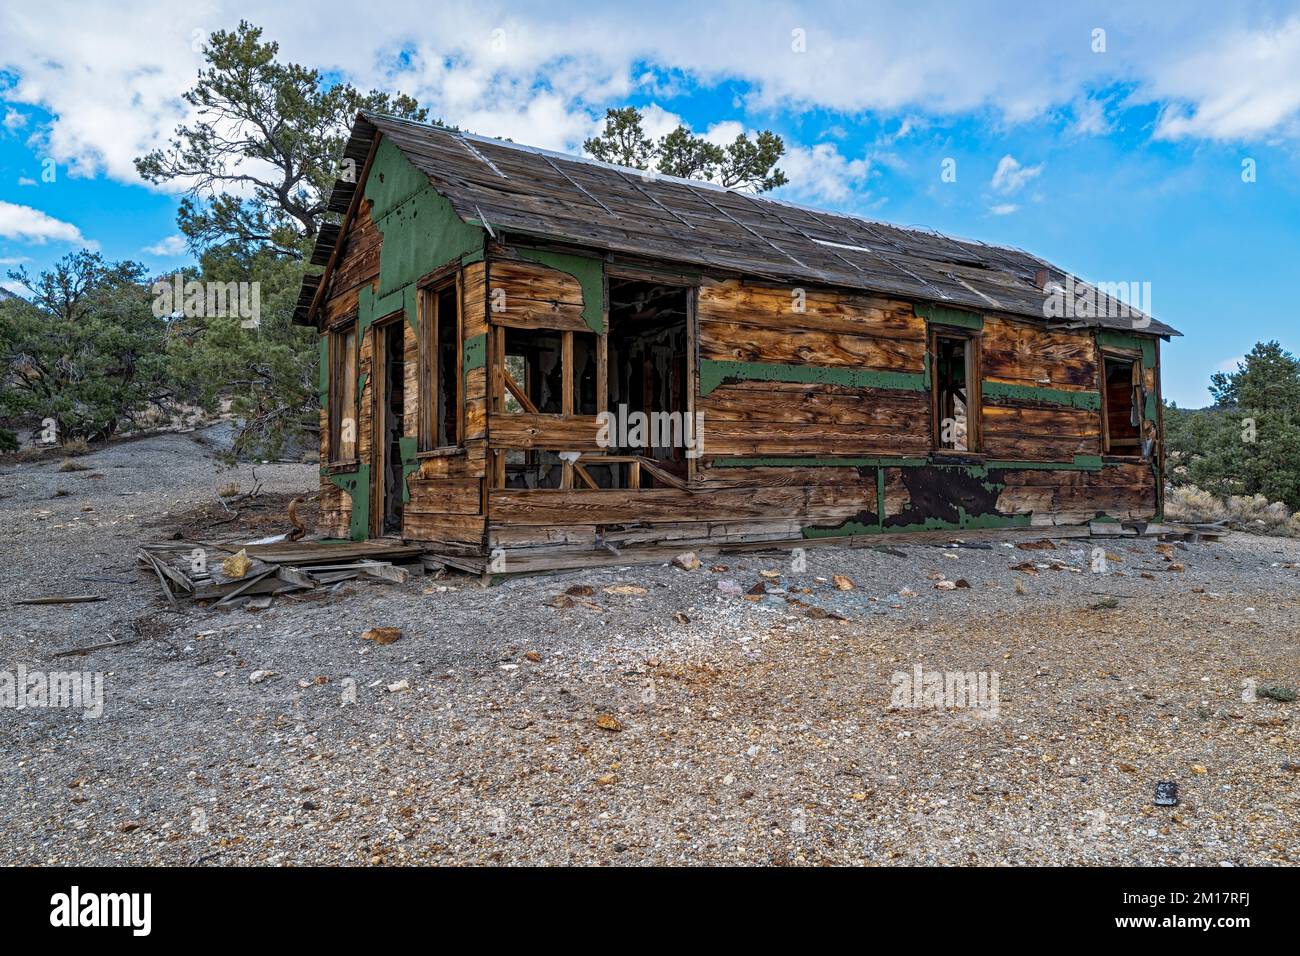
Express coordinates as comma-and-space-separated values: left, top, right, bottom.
1, 428, 1297, 866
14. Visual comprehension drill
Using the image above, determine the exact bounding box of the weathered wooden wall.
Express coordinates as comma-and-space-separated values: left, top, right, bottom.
471, 265, 1161, 559
315, 165, 1162, 558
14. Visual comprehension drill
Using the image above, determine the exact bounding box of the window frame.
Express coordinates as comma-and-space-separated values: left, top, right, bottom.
417, 275, 463, 453
928, 324, 983, 454
326, 316, 358, 466
1098, 347, 1144, 457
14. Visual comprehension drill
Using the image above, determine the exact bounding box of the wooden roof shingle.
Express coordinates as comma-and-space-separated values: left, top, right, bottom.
297, 111, 1179, 338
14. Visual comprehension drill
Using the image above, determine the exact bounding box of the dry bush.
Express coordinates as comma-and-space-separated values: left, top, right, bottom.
62, 438, 91, 456
57, 458, 91, 473
1165, 485, 1227, 524
1167, 485, 1300, 536
217, 482, 241, 498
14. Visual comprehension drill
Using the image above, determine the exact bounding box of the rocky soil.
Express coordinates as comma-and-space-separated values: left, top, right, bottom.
1, 428, 1297, 865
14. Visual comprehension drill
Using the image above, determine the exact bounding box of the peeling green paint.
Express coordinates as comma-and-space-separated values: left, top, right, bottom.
315, 135, 488, 541
981, 381, 1102, 410
893, 509, 1032, 532
875, 466, 886, 531
326, 464, 371, 542
803, 507, 1031, 539
709, 453, 1103, 472
712, 455, 929, 468
699, 359, 928, 396
917, 303, 984, 330
512, 248, 606, 332
989, 454, 1104, 470
803, 520, 882, 539
463, 332, 486, 390
399, 436, 419, 504
1096, 330, 1157, 368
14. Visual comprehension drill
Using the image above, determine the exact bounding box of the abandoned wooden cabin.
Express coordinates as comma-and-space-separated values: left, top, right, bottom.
294, 112, 1181, 571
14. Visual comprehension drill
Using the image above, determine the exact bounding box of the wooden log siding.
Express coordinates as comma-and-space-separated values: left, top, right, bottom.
312, 181, 1163, 552
695, 280, 931, 459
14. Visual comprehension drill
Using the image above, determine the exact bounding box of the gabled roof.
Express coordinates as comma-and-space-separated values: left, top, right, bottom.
298, 111, 1178, 337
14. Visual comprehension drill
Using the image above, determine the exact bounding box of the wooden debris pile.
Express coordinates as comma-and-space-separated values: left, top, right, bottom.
136, 538, 424, 610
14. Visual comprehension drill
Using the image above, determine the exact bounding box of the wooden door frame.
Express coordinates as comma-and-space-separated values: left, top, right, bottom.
928, 324, 983, 454
1097, 345, 1144, 458
370, 312, 405, 538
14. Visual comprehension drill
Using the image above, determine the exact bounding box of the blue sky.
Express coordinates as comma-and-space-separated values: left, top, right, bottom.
3, 1, 1300, 407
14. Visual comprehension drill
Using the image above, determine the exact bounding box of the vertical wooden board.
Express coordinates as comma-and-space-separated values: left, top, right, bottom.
404, 317, 419, 439
462, 261, 488, 338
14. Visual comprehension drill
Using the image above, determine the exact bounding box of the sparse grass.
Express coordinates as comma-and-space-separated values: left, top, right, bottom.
217, 481, 241, 498
52, 488, 70, 497
1166, 484, 1300, 536
58, 458, 92, 473
1257, 685, 1297, 703
62, 437, 91, 456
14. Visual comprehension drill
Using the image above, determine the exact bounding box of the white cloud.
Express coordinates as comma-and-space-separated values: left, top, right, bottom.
144, 235, 188, 256
1, 0, 1299, 199
2, 107, 26, 131
637, 103, 686, 143
989, 203, 1019, 216
1070, 96, 1112, 137
1148, 16, 1300, 141
17, 176, 37, 187
0, 200, 85, 244
990, 154, 1043, 195
777, 142, 871, 204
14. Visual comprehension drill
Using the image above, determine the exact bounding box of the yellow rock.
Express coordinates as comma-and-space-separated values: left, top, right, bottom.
221, 549, 253, 579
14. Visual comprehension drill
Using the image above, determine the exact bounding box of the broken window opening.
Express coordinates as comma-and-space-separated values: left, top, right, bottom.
1103, 355, 1142, 454
418, 282, 460, 451
606, 278, 691, 488
503, 449, 566, 489
932, 331, 980, 452
500, 328, 598, 415
327, 320, 358, 463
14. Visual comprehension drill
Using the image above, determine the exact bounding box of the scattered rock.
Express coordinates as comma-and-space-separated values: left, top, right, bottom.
1016, 539, 1056, 550
361, 626, 402, 645
222, 549, 253, 579
832, 574, 855, 591
248, 669, 275, 684
595, 714, 622, 732
672, 552, 701, 571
